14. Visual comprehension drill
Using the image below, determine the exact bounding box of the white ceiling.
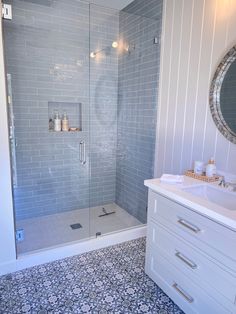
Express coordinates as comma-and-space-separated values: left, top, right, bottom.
88, 0, 134, 10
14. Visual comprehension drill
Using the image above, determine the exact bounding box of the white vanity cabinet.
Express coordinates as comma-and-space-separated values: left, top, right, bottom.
145, 189, 236, 314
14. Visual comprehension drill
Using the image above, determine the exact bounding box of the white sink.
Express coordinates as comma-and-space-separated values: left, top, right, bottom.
182, 185, 236, 211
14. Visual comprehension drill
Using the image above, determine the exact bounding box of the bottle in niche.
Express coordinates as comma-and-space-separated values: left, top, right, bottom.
62, 111, 69, 131
54, 110, 61, 132
49, 117, 54, 131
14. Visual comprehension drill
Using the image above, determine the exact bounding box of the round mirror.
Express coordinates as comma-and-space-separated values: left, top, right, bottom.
210, 46, 236, 144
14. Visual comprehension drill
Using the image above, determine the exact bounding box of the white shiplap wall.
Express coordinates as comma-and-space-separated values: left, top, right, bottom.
155, 0, 236, 176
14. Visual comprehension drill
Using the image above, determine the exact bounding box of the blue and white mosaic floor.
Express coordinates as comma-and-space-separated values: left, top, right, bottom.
0, 237, 183, 313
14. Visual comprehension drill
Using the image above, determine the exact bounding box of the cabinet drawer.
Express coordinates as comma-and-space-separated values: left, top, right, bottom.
147, 221, 236, 308
145, 248, 230, 314
148, 190, 236, 270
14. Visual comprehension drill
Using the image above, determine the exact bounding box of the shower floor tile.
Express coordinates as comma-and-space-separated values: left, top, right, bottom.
16, 203, 142, 255
0, 238, 184, 314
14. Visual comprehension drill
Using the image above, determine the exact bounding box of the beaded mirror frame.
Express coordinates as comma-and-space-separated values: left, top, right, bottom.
209, 45, 236, 144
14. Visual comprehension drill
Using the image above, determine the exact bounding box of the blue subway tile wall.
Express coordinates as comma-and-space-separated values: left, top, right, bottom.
116, 0, 163, 223
4, 0, 119, 220
4, 0, 162, 226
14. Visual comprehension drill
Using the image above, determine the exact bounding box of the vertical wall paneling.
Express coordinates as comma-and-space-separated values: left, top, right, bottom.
164, 0, 184, 172
155, 0, 236, 176
155, 0, 175, 174
191, 0, 216, 165
203, 0, 228, 169
182, 0, 206, 171
170, 0, 184, 172
172, 0, 194, 173
164, 1, 176, 173
201, 0, 219, 164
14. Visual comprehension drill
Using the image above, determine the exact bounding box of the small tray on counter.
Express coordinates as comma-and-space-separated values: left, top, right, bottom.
185, 170, 220, 182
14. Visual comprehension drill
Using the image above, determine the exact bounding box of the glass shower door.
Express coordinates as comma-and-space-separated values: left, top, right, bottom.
3, 0, 91, 254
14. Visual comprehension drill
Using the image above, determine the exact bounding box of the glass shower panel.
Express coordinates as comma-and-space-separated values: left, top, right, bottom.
89, 5, 121, 236
3, 0, 91, 254
116, 10, 161, 225
89, 4, 161, 236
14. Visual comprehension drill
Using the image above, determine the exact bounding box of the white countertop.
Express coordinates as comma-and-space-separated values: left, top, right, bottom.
144, 176, 236, 231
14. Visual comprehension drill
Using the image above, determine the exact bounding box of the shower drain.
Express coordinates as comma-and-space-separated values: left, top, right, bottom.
70, 223, 82, 230
96, 232, 102, 237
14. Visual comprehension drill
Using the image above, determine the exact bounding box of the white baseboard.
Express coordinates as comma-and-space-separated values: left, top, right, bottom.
0, 225, 146, 276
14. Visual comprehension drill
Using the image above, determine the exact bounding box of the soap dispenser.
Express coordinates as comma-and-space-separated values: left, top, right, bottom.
206, 157, 216, 177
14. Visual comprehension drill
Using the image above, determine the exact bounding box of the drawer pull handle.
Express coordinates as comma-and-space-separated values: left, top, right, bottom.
177, 218, 201, 233
175, 251, 197, 269
172, 283, 194, 303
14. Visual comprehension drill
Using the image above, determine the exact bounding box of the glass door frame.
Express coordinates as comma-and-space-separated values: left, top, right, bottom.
0, 5, 17, 264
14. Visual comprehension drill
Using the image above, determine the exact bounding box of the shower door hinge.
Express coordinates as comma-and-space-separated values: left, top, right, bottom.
2, 4, 12, 20
16, 229, 24, 242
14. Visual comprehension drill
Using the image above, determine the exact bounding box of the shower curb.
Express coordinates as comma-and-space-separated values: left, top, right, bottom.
0, 225, 147, 276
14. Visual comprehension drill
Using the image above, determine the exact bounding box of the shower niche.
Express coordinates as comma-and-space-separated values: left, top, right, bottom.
48, 101, 82, 132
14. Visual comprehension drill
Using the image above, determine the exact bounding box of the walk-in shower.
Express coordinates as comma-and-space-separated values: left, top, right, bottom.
3, 0, 162, 255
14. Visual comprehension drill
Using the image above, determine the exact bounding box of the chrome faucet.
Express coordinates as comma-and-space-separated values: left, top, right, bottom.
218, 176, 236, 191
218, 176, 226, 187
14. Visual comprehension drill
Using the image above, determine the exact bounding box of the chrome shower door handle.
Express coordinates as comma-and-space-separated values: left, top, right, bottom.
79, 141, 83, 164
82, 141, 86, 165
79, 141, 86, 165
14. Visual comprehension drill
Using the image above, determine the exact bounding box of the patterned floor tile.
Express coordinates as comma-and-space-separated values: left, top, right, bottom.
0, 237, 184, 314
